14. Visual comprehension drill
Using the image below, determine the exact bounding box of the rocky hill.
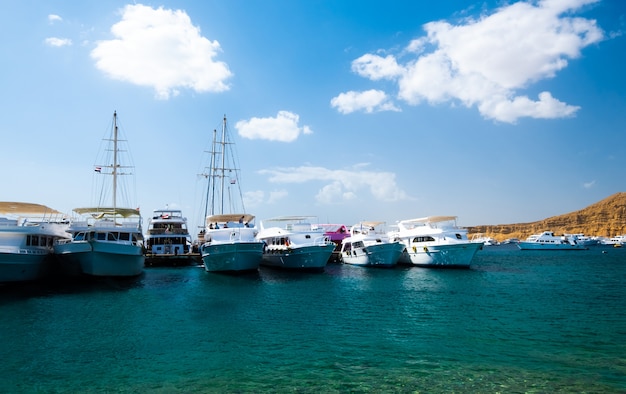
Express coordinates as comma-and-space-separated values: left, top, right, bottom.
467, 192, 626, 241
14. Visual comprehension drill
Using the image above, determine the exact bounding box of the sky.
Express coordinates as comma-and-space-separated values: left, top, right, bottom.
1, 0, 625, 236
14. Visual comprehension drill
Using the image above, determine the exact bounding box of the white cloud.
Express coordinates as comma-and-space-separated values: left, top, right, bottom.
44, 37, 72, 47
351, 54, 404, 81
235, 111, 312, 142
330, 89, 400, 114
243, 190, 265, 207
48, 14, 62, 23
337, 0, 604, 123
91, 4, 232, 99
258, 165, 411, 203
243, 189, 289, 207
268, 190, 288, 204
583, 180, 596, 189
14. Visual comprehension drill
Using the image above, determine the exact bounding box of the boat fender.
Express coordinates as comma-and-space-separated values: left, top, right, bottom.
412, 246, 417, 253
423, 246, 428, 252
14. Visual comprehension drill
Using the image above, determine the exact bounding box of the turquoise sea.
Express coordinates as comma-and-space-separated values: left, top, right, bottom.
1, 244, 625, 393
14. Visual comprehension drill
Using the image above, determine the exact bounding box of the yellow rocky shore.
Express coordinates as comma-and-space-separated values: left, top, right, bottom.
467, 192, 626, 242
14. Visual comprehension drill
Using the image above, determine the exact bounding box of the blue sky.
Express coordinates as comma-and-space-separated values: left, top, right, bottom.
1, 0, 625, 235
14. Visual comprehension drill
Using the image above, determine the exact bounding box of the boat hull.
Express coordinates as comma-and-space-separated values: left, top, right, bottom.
517, 242, 588, 250
398, 242, 482, 268
201, 242, 263, 272
55, 241, 144, 277
261, 244, 335, 271
0, 252, 51, 282
342, 242, 404, 268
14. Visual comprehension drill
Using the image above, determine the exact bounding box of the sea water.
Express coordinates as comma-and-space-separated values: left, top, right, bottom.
1, 244, 624, 392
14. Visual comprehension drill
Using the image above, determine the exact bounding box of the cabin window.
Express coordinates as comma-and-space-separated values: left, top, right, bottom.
412, 236, 435, 243
305, 235, 311, 239
119, 232, 130, 241
96, 233, 106, 240
353, 241, 365, 248
31, 235, 39, 246
455, 234, 462, 240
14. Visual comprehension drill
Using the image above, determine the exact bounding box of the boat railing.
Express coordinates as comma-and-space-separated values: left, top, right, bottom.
0, 246, 49, 255
148, 228, 188, 235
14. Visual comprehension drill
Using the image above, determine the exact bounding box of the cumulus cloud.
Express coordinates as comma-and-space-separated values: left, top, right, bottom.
330, 89, 400, 114
336, 0, 604, 122
48, 14, 62, 23
44, 37, 72, 47
258, 164, 411, 203
235, 111, 313, 142
91, 4, 232, 99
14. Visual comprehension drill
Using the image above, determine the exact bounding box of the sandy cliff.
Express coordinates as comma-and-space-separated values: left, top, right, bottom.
467, 192, 626, 241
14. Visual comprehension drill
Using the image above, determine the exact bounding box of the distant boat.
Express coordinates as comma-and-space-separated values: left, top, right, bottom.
199, 116, 263, 273
389, 216, 482, 268
145, 208, 197, 266
340, 221, 404, 268
0, 202, 70, 283
601, 234, 626, 246
54, 111, 144, 277
470, 233, 500, 246
517, 231, 588, 250
564, 233, 599, 247
256, 216, 335, 271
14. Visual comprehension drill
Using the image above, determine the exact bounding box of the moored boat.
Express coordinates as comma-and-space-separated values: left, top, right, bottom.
0, 202, 70, 282
54, 111, 145, 277
319, 223, 350, 263
389, 216, 482, 268
199, 115, 263, 273
145, 208, 198, 266
517, 231, 588, 250
201, 214, 263, 272
256, 216, 335, 271
340, 221, 404, 268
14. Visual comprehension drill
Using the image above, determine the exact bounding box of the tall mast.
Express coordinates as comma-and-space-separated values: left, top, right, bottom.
219, 115, 227, 215
112, 111, 118, 211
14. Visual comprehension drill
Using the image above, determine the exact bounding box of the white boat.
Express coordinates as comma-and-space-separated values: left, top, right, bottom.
389, 216, 482, 268
470, 234, 500, 246
601, 235, 626, 246
54, 112, 145, 277
145, 208, 197, 266
256, 216, 336, 271
340, 221, 404, 268
564, 233, 599, 247
517, 231, 588, 250
199, 116, 263, 273
0, 202, 70, 282
202, 213, 263, 272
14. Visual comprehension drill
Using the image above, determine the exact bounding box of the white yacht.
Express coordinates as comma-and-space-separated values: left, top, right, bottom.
199, 116, 263, 273
517, 231, 587, 250
389, 216, 482, 268
54, 112, 144, 277
340, 221, 404, 268
256, 216, 335, 271
145, 208, 196, 266
0, 202, 70, 282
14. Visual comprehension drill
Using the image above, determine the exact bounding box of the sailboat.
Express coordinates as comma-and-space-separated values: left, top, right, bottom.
54, 111, 144, 277
199, 115, 263, 273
